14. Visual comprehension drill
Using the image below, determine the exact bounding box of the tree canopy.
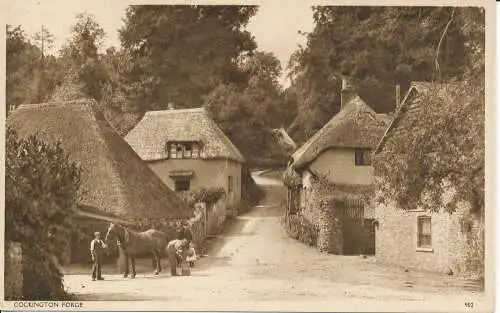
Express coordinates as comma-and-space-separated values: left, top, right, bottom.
287, 6, 474, 143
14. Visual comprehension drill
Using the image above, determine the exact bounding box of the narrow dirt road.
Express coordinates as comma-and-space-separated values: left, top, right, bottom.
63, 170, 487, 311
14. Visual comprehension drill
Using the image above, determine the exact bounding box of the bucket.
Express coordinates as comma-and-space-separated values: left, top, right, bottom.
181, 267, 191, 276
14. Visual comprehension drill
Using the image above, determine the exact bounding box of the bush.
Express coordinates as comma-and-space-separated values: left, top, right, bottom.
5, 127, 81, 300
188, 187, 226, 206
281, 214, 318, 247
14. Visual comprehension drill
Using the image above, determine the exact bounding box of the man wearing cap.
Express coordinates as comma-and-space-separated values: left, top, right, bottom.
166, 238, 189, 276
177, 220, 193, 244
90, 231, 107, 281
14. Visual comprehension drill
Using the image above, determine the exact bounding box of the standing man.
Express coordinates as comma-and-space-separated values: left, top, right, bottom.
178, 220, 193, 244
166, 239, 189, 276
90, 231, 107, 281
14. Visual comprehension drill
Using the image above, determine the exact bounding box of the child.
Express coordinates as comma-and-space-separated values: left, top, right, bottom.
185, 242, 197, 268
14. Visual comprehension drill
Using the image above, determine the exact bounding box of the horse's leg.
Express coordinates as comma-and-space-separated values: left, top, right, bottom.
157, 249, 162, 274
130, 255, 136, 279
119, 247, 129, 278
152, 250, 161, 275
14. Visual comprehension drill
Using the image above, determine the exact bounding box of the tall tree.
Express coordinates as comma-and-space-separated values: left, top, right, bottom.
60, 12, 107, 101
6, 25, 62, 110
287, 6, 470, 143
204, 51, 292, 163
31, 26, 56, 102
119, 5, 258, 111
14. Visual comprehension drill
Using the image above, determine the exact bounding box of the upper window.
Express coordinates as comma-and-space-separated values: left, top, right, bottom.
167, 141, 200, 159
417, 216, 432, 248
355, 148, 372, 166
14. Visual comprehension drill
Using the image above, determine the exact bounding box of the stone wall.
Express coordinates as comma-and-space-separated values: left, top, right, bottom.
5, 242, 23, 300
375, 192, 483, 277
300, 186, 343, 254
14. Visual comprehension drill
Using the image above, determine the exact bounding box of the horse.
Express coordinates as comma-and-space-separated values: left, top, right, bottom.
104, 223, 169, 278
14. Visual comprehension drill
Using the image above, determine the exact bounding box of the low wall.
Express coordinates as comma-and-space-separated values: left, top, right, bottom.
5, 242, 23, 300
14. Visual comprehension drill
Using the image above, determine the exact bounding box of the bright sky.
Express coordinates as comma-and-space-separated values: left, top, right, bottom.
5, 0, 314, 87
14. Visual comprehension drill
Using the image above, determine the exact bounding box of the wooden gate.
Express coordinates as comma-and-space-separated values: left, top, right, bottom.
342, 200, 365, 255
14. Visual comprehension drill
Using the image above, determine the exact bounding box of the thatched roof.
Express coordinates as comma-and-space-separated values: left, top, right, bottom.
374, 81, 460, 154
291, 96, 391, 169
125, 107, 245, 163
8, 99, 193, 221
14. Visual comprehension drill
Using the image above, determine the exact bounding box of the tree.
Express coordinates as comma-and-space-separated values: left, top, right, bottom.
60, 12, 107, 101
6, 25, 63, 110
204, 51, 292, 164
119, 5, 258, 111
287, 6, 471, 143
5, 127, 81, 299
31, 26, 57, 102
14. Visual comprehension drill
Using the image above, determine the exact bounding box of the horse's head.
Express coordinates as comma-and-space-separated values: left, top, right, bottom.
105, 223, 121, 243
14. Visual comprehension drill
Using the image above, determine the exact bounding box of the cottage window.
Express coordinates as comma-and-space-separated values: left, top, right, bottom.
167, 141, 201, 159
183, 143, 192, 158
355, 148, 371, 166
170, 143, 177, 159
192, 143, 200, 159
174, 180, 190, 192
228, 176, 233, 193
417, 216, 432, 248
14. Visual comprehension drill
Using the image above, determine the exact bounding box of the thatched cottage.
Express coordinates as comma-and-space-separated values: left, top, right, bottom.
125, 106, 245, 223
7, 99, 193, 263
373, 82, 484, 276
284, 92, 391, 255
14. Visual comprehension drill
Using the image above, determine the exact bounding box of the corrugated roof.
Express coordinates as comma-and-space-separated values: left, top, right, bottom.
8, 99, 193, 221
291, 96, 391, 169
124, 107, 245, 163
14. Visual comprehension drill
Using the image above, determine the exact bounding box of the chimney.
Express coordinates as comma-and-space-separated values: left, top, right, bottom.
340, 78, 355, 110
395, 85, 401, 111
168, 103, 175, 110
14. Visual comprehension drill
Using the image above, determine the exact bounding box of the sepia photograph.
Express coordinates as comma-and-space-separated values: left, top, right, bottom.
1, 0, 494, 311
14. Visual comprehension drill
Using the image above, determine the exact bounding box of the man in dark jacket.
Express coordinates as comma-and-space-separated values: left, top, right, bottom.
166, 239, 189, 276
177, 220, 193, 244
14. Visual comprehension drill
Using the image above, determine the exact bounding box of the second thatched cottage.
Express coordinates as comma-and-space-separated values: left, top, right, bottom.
284, 86, 391, 255
125, 106, 245, 230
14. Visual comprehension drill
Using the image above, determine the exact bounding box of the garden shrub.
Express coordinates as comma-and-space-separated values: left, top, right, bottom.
281, 214, 318, 247
5, 127, 81, 300
188, 187, 226, 206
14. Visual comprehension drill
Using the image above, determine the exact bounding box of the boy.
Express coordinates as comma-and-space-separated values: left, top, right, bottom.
90, 231, 107, 281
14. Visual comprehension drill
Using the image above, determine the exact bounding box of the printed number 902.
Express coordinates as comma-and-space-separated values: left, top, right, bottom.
465, 302, 474, 308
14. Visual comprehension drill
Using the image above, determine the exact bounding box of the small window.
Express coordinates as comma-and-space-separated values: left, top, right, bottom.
355, 148, 371, 166
174, 180, 190, 192
183, 143, 192, 158
169, 143, 177, 159
176, 145, 183, 158
417, 216, 432, 248
228, 176, 233, 193
192, 144, 200, 159
167, 141, 201, 159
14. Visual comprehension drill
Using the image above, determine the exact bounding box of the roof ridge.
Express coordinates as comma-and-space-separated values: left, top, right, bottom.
16, 99, 96, 111
146, 107, 206, 115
